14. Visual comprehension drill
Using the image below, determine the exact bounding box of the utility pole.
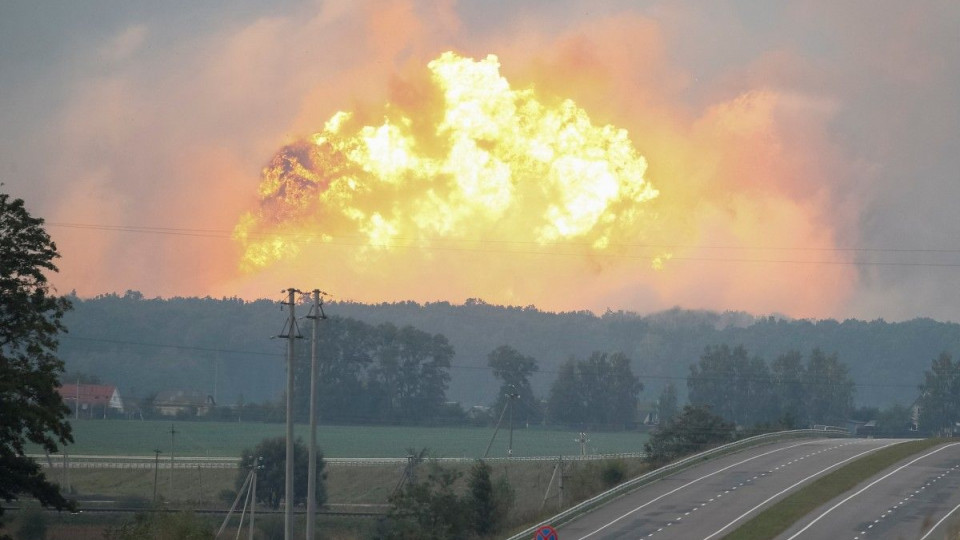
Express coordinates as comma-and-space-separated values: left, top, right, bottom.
306, 289, 327, 540
483, 399, 510, 458
153, 449, 162, 503
250, 457, 261, 540
558, 455, 564, 509
279, 288, 300, 540
507, 386, 519, 457
63, 450, 70, 494
169, 424, 178, 499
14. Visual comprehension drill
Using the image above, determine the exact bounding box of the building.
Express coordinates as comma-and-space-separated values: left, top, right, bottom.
58, 383, 124, 418
153, 389, 216, 417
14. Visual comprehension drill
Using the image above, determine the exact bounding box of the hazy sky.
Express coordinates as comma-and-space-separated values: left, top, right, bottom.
1, 1, 958, 321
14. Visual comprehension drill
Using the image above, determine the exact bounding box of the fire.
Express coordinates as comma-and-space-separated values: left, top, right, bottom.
234, 52, 661, 275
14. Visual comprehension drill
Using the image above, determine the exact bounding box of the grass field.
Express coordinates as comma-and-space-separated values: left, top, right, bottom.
43, 419, 648, 458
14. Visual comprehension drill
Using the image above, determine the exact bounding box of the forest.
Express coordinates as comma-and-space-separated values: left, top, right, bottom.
56, 293, 960, 420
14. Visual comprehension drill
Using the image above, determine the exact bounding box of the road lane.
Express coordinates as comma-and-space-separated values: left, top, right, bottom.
557, 438, 902, 540
775, 441, 960, 540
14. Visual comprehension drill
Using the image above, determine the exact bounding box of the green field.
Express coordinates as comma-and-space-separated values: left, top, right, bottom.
47, 419, 648, 458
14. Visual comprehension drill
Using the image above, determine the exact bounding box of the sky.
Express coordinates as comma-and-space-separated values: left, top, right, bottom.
1, 0, 958, 321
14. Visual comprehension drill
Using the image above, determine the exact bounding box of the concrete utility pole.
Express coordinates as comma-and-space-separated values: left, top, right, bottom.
153, 449, 162, 503
279, 288, 300, 540
507, 386, 519, 457
250, 457, 261, 540
169, 424, 178, 498
306, 290, 327, 540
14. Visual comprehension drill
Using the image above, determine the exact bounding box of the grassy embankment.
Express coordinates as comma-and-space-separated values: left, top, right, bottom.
35, 456, 650, 539
722, 438, 946, 540
30, 419, 650, 538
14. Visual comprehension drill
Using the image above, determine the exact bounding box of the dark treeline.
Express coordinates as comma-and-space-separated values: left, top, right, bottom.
292, 319, 454, 424
57, 293, 960, 413
687, 345, 854, 428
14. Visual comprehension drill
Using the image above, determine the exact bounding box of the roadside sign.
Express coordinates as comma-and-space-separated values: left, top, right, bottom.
534, 525, 558, 540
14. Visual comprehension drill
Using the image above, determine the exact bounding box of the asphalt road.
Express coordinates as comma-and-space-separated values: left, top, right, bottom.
556, 438, 903, 540
775, 441, 960, 540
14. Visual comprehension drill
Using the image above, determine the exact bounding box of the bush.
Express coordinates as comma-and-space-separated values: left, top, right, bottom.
600, 460, 627, 488
256, 515, 284, 540
104, 511, 212, 540
218, 489, 237, 505
16, 507, 48, 540
645, 405, 735, 465
116, 494, 151, 509
237, 437, 326, 509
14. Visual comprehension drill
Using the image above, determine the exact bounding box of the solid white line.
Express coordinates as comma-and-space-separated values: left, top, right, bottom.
919, 501, 960, 540
574, 440, 820, 540
784, 442, 960, 540
702, 440, 903, 540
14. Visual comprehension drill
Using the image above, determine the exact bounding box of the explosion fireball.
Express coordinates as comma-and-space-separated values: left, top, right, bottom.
234, 52, 662, 276
232, 50, 852, 316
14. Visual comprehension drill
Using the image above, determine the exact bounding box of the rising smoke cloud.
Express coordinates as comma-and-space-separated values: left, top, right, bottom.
28, 0, 956, 318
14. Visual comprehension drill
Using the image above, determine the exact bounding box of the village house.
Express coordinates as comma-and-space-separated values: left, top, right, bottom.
57, 383, 124, 418
153, 389, 216, 417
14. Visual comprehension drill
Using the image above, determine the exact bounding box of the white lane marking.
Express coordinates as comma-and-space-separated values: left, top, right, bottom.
574, 440, 819, 540
784, 442, 960, 540
919, 500, 960, 540
701, 441, 901, 540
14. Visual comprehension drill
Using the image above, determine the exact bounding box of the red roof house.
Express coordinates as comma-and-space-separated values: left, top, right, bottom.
57, 384, 124, 417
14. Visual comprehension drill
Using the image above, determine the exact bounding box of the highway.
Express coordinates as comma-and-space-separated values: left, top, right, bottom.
557, 438, 902, 540
775, 441, 960, 540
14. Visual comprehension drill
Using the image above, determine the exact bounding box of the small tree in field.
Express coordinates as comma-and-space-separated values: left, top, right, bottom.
645, 405, 734, 465
237, 437, 326, 509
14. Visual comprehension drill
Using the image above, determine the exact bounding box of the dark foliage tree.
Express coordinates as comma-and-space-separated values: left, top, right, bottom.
237, 437, 326, 509
370, 324, 454, 423
803, 348, 855, 426
468, 460, 495, 535
688, 345, 774, 426
384, 464, 469, 540
657, 383, 679, 426
917, 352, 960, 436
770, 351, 806, 424
546, 352, 642, 429
0, 192, 74, 537
874, 404, 916, 438
292, 319, 454, 425
644, 405, 735, 465
487, 345, 540, 425
546, 359, 583, 425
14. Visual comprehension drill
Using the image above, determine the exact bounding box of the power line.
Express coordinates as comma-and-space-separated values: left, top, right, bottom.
44, 222, 960, 267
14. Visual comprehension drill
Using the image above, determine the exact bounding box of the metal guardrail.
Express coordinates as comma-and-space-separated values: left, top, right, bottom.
503, 427, 849, 540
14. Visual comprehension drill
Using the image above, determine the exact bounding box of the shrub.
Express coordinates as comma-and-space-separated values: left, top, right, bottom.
16, 507, 48, 540
600, 460, 627, 488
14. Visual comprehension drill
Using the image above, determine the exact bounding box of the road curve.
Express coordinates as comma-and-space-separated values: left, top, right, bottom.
774, 441, 960, 540
556, 438, 903, 540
